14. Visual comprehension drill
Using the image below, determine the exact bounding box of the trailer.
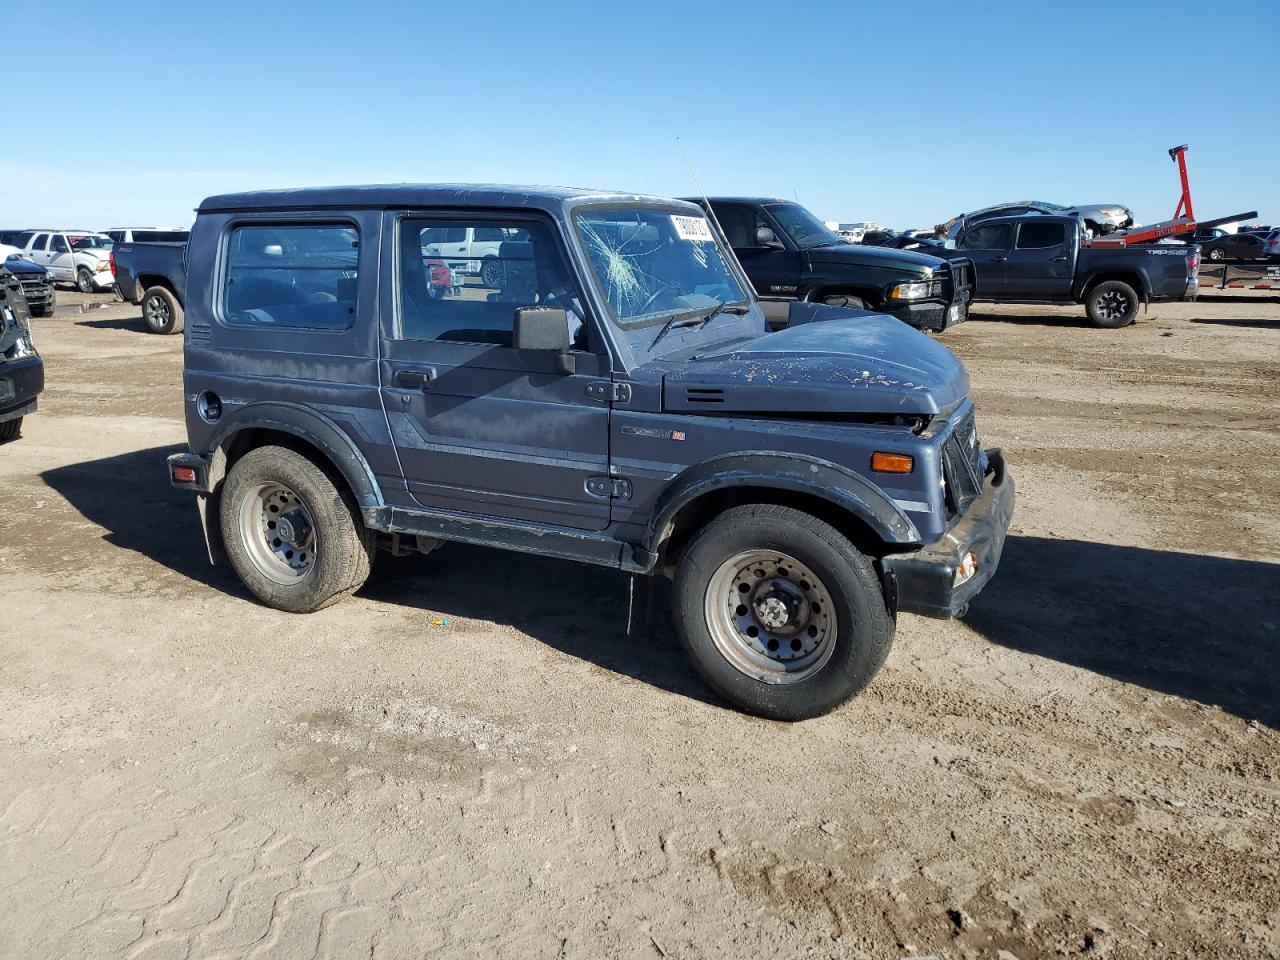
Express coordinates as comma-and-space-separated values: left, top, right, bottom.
1197, 260, 1280, 291
1090, 145, 1257, 249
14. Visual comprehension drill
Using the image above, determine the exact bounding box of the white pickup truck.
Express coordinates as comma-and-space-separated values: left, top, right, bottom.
10, 229, 115, 292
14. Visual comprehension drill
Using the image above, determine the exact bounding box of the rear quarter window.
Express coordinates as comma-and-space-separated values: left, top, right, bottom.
1016, 222, 1066, 249
223, 224, 359, 329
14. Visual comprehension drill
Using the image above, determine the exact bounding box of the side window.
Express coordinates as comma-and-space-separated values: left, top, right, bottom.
30, 233, 49, 251
107, 231, 125, 243
709, 203, 758, 248
1016, 222, 1066, 249
398, 217, 581, 348
50, 234, 69, 253
132, 231, 155, 243
223, 224, 359, 329
958, 224, 1011, 251
13, 232, 35, 249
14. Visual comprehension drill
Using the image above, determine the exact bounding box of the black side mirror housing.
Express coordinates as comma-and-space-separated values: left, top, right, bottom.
755, 226, 783, 250
513, 306, 575, 373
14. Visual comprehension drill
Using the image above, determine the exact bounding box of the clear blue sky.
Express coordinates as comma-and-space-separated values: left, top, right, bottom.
5, 0, 1276, 230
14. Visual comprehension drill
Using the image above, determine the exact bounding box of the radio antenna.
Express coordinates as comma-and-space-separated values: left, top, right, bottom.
677, 137, 728, 241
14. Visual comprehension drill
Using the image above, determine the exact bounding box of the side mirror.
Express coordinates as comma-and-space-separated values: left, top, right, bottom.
513, 306, 575, 373
755, 227, 782, 249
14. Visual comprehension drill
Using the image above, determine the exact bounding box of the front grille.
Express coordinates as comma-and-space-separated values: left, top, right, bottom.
942, 409, 983, 516
18, 277, 49, 299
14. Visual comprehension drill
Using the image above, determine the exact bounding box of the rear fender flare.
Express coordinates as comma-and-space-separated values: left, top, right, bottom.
202, 402, 382, 510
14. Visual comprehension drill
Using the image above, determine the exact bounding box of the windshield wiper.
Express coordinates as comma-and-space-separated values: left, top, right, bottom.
649, 311, 700, 349
691, 298, 749, 330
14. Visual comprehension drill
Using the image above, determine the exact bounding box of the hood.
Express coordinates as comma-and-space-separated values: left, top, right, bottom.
663, 305, 968, 416
804, 241, 944, 273
2, 256, 47, 275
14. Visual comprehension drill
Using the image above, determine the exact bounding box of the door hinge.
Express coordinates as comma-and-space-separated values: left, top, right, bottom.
585, 477, 633, 500
585, 381, 632, 403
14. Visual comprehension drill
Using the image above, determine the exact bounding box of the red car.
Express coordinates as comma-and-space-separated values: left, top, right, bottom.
424, 257, 455, 298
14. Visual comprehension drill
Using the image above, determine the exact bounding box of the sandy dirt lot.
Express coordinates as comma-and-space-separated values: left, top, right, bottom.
1, 289, 1277, 960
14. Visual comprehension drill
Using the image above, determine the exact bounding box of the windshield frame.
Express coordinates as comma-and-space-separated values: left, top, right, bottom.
568, 200, 752, 331
762, 201, 846, 251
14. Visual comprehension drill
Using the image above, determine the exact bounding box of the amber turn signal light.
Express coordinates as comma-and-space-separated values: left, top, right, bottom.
870, 452, 914, 474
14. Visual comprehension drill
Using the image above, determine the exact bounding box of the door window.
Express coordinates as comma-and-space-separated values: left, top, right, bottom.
222, 224, 359, 329
958, 224, 1011, 251
50, 235, 69, 254
709, 203, 769, 248
29, 233, 49, 252
399, 217, 581, 347
1015, 222, 1066, 249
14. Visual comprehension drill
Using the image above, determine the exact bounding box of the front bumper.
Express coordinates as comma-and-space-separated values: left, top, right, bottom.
884, 449, 1015, 618
0, 354, 45, 421
89, 268, 115, 290
886, 297, 969, 332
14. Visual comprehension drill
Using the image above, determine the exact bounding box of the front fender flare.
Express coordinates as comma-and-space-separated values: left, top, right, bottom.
641, 451, 921, 566
202, 402, 383, 509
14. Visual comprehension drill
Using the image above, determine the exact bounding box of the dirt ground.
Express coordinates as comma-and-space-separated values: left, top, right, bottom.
1, 288, 1277, 960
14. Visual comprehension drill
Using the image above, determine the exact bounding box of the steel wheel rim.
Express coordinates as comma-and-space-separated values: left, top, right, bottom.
144, 295, 170, 328
1098, 290, 1129, 320
704, 549, 837, 684
237, 481, 317, 584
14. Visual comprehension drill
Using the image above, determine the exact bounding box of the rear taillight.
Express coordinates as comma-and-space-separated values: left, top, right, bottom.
1188, 252, 1200, 274
109, 251, 116, 277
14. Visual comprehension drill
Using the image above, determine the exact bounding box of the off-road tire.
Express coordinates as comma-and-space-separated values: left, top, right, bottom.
1085, 280, 1140, 329
821, 294, 868, 310
220, 445, 374, 613
29, 301, 53, 318
0, 417, 21, 443
142, 285, 184, 335
480, 257, 504, 289
76, 268, 95, 293
672, 504, 894, 721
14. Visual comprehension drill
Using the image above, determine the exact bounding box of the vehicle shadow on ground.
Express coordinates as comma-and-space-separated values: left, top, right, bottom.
361, 548, 719, 705
965, 535, 1280, 727
1195, 293, 1279, 305
74, 314, 148, 331
43, 448, 1280, 721
1190, 316, 1280, 329
41, 446, 717, 706
967, 312, 1094, 329
41, 444, 249, 597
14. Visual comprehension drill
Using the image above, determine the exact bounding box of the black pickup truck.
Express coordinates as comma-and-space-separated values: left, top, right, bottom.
112, 241, 187, 334
953, 215, 1200, 327
688, 198, 975, 333
1, 266, 44, 443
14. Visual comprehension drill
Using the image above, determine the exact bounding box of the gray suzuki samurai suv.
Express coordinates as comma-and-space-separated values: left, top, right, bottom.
168, 184, 1015, 720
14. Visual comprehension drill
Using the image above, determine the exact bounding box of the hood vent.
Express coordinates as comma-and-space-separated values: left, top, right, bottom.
685, 387, 725, 404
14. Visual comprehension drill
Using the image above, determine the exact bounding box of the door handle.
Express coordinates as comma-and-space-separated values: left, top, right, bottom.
1051, 256, 1069, 261
993, 256, 1008, 262
394, 368, 437, 389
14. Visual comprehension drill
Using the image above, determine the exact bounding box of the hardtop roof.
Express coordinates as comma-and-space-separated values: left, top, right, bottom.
199, 183, 700, 214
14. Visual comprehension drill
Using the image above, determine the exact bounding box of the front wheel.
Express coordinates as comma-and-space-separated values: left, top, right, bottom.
220, 446, 374, 613
142, 286, 184, 334
672, 504, 894, 721
1085, 280, 1139, 329
76, 268, 95, 293
821, 294, 867, 310
1208, 247, 1225, 261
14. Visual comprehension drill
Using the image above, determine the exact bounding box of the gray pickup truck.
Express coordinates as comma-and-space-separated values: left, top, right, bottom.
112, 241, 187, 334
166, 184, 1014, 720
954, 214, 1200, 327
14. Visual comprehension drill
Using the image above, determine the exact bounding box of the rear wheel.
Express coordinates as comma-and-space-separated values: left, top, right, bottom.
0, 417, 21, 443
672, 504, 894, 721
142, 285, 184, 334
1085, 280, 1139, 329
220, 446, 374, 613
1207, 247, 1225, 261
76, 268, 95, 293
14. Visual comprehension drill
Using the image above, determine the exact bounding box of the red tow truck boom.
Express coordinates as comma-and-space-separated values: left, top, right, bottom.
1090, 145, 1257, 248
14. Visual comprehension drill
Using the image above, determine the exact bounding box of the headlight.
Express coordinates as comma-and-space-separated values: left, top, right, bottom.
95, 260, 112, 271
1098, 207, 1127, 218
889, 280, 930, 300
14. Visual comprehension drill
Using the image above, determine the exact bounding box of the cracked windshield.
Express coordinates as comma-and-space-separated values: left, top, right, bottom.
574, 207, 746, 326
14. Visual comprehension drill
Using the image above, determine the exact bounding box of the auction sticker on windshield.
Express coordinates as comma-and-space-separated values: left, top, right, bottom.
671, 215, 715, 243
